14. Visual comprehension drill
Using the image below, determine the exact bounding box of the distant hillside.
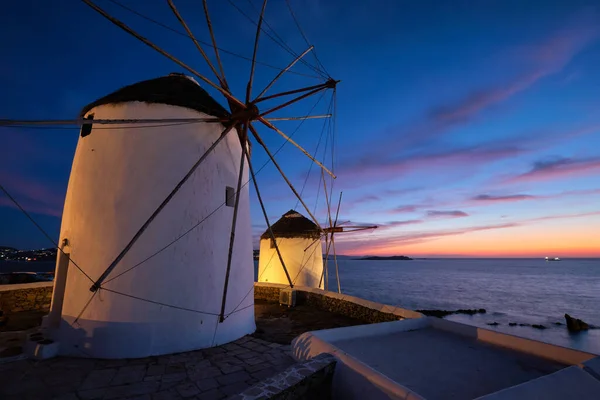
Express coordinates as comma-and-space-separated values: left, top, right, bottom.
359, 255, 413, 261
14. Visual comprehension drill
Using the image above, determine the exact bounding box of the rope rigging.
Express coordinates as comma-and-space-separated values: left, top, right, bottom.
103, 0, 322, 79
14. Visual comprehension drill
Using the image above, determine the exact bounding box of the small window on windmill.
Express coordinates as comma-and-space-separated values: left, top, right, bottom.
80, 114, 94, 138
225, 186, 235, 207
270, 238, 276, 249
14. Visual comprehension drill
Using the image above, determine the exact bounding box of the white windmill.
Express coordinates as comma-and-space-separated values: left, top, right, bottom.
0, 0, 340, 358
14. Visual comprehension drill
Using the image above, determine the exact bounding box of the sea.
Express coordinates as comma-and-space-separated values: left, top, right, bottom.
3, 258, 599, 355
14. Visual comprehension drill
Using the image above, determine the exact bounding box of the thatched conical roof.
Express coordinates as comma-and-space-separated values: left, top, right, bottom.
261, 210, 321, 239
80, 73, 230, 118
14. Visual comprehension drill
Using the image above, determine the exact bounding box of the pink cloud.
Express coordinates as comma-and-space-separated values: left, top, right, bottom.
431, 11, 600, 124
507, 156, 600, 184
0, 173, 64, 218
338, 145, 524, 184
426, 210, 469, 218
471, 194, 537, 202
335, 222, 520, 253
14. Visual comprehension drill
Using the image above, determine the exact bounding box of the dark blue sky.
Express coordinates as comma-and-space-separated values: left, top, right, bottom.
2, 0, 599, 256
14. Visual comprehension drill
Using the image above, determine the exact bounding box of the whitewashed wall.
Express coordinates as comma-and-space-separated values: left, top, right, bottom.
258, 237, 324, 288
52, 101, 255, 358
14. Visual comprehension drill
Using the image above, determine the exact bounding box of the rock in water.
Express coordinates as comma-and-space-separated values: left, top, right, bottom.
565, 314, 589, 332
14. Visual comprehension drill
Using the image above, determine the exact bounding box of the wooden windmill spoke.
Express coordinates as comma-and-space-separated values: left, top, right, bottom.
257, 117, 336, 178
254, 45, 314, 101
332, 192, 343, 293
202, 0, 229, 89
219, 124, 249, 322
90, 124, 236, 291
244, 141, 294, 287
246, 0, 268, 103
323, 176, 341, 293
248, 123, 324, 232
80, 0, 244, 110
321, 169, 333, 291
265, 114, 331, 122
259, 86, 330, 118
254, 81, 336, 104
167, 0, 225, 88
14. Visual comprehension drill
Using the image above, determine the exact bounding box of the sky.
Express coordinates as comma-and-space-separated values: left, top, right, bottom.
1, 0, 599, 257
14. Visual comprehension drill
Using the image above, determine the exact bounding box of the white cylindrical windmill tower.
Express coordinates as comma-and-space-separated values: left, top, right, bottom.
258, 210, 324, 288
48, 73, 255, 358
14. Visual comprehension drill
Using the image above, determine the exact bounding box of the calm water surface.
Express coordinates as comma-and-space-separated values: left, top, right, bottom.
331, 258, 600, 355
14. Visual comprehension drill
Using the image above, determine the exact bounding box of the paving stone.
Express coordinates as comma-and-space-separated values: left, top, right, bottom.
195, 388, 225, 400
268, 343, 283, 348
202, 347, 226, 356
252, 338, 273, 347
165, 362, 186, 374
239, 341, 261, 350
245, 362, 272, 373
162, 372, 188, 383
194, 377, 219, 393
97, 359, 128, 368
78, 388, 107, 400
175, 381, 200, 398
219, 364, 243, 374
235, 351, 259, 360
42, 370, 87, 387
243, 357, 264, 366
103, 381, 160, 399
151, 389, 183, 400
226, 348, 250, 357
187, 367, 221, 381
216, 371, 250, 386
147, 365, 166, 376
111, 365, 147, 385
53, 393, 79, 400
80, 368, 118, 390
127, 357, 154, 365
185, 359, 211, 372
124, 395, 152, 400
233, 336, 252, 344
145, 375, 163, 382
221, 343, 244, 352
220, 381, 251, 396
250, 367, 278, 381
50, 382, 81, 396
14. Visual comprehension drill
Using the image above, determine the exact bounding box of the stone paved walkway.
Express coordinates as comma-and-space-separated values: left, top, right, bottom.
0, 336, 294, 400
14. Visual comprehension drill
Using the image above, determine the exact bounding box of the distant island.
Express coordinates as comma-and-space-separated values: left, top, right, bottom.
359, 255, 413, 261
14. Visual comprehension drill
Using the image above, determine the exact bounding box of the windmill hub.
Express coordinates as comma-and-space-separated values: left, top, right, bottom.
230, 103, 260, 124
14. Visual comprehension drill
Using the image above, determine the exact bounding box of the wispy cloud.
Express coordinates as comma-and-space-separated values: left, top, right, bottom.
431, 11, 600, 125
426, 210, 469, 218
380, 220, 423, 230
336, 222, 519, 252
471, 194, 537, 202
390, 205, 423, 214
506, 156, 600, 183
337, 144, 525, 185
0, 173, 64, 218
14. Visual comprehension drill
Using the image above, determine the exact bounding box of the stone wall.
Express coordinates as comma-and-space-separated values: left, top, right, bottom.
254, 282, 423, 324
254, 283, 281, 302
232, 353, 336, 400
0, 282, 53, 314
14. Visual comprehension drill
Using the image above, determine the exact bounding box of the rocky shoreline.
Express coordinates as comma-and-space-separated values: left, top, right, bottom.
417, 308, 596, 334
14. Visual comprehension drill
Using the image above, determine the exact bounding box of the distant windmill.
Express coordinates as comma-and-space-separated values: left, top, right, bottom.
1, 0, 340, 358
